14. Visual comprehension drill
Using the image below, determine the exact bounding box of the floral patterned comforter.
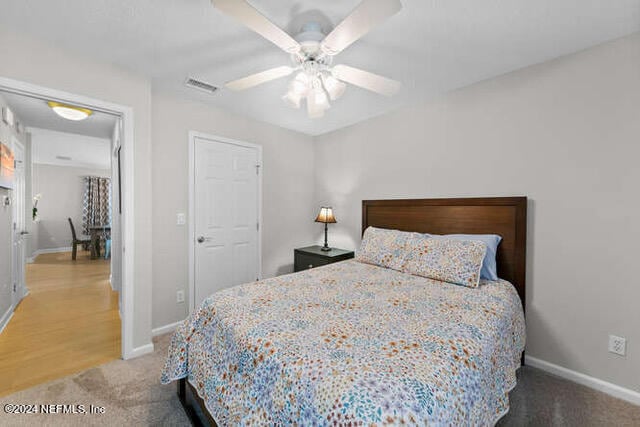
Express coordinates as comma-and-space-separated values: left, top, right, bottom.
161, 260, 525, 426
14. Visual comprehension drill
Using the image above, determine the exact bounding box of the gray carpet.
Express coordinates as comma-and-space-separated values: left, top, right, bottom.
1, 334, 639, 426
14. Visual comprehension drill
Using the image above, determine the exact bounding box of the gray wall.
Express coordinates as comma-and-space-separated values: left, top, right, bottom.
2, 21, 638, 396
32, 164, 110, 251
0, 93, 27, 327
314, 33, 640, 392
0, 26, 154, 350
0, 27, 317, 352
0, 187, 12, 325
151, 90, 316, 330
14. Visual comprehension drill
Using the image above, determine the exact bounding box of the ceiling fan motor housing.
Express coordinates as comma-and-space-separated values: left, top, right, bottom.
295, 22, 326, 58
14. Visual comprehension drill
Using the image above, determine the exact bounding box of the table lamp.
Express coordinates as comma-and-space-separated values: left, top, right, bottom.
315, 207, 337, 251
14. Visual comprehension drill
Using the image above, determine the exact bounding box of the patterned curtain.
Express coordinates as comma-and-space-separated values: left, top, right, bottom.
82, 176, 111, 250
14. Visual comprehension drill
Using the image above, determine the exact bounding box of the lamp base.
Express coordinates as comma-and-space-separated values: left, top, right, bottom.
321, 222, 332, 251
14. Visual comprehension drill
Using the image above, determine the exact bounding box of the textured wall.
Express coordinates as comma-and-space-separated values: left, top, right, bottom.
0, 27, 153, 350
151, 90, 316, 329
314, 34, 640, 392
32, 164, 110, 250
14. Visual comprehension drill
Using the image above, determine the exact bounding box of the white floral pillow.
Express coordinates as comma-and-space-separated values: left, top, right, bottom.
356, 227, 415, 271
402, 235, 487, 287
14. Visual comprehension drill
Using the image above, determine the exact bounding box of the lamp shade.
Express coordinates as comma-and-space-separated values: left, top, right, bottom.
322, 74, 347, 101
307, 87, 330, 119
314, 207, 337, 223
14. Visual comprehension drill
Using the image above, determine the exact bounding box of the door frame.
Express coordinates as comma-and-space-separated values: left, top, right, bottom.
188, 131, 263, 312
10, 137, 26, 308
0, 76, 138, 359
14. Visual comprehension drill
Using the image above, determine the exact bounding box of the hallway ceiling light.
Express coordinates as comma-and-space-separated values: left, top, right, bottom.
47, 101, 93, 121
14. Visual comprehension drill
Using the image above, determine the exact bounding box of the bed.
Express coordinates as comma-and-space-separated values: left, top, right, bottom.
162, 197, 527, 426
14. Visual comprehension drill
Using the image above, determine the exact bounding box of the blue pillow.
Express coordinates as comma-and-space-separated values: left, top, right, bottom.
431, 234, 502, 281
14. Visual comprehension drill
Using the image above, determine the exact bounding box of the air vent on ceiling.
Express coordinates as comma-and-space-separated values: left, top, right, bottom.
184, 77, 219, 95
56, 155, 72, 161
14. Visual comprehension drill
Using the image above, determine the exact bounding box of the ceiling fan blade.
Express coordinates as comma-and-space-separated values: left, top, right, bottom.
212, 0, 301, 53
321, 0, 402, 56
333, 65, 401, 96
225, 66, 294, 91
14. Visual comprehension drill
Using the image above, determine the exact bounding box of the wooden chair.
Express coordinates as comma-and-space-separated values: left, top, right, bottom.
68, 218, 91, 260
104, 239, 111, 259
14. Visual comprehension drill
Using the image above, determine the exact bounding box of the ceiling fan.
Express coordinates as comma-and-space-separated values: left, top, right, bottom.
212, 0, 403, 118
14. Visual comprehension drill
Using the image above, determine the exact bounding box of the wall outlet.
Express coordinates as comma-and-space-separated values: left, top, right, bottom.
608, 335, 626, 356
176, 290, 185, 304
176, 213, 186, 226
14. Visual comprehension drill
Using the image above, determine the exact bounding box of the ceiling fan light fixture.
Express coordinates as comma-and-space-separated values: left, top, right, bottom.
322, 74, 347, 101
295, 71, 310, 83
306, 89, 329, 119
211, 0, 403, 120
314, 88, 330, 111
282, 91, 302, 109
289, 74, 309, 96
307, 99, 325, 119
306, 87, 330, 118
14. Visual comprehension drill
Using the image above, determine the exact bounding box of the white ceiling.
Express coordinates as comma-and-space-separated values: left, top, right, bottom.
30, 127, 111, 170
0, 91, 117, 139
1, 0, 638, 136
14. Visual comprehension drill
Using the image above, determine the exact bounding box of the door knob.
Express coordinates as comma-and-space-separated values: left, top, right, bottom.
197, 236, 205, 243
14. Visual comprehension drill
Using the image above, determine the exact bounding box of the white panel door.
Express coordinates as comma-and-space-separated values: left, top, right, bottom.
194, 137, 259, 308
11, 139, 26, 307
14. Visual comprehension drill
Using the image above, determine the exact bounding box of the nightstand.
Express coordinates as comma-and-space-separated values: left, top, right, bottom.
294, 246, 355, 272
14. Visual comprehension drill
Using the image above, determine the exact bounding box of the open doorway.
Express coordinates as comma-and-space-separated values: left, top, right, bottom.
0, 79, 134, 396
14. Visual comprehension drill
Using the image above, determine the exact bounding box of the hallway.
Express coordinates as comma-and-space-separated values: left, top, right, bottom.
0, 251, 120, 396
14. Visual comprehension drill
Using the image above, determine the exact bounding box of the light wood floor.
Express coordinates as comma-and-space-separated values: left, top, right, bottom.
0, 251, 120, 397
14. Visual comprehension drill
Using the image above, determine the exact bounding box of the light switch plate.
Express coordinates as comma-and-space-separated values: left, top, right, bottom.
176, 213, 186, 225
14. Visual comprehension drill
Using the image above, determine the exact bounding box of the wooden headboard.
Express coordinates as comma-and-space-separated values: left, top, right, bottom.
362, 197, 527, 306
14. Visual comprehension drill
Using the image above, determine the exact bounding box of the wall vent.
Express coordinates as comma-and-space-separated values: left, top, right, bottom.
184, 77, 219, 94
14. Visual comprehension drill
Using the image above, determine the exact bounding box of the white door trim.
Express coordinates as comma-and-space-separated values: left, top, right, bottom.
0, 76, 140, 359
10, 137, 25, 310
188, 131, 263, 312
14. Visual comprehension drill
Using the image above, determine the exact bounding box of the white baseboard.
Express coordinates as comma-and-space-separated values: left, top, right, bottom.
127, 343, 154, 359
17, 286, 29, 302
152, 320, 184, 337
33, 246, 73, 257
0, 308, 14, 335
525, 355, 640, 406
